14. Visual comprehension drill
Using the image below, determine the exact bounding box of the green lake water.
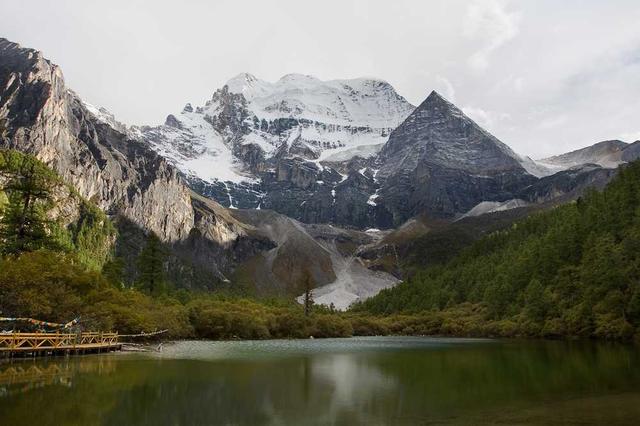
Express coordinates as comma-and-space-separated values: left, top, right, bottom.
1, 337, 639, 425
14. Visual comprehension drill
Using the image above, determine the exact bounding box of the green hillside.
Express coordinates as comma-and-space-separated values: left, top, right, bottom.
0, 150, 355, 338
354, 161, 640, 340
4, 148, 640, 341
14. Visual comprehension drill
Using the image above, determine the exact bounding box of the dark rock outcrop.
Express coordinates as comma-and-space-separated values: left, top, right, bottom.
375, 91, 536, 224
518, 164, 617, 204
621, 141, 640, 162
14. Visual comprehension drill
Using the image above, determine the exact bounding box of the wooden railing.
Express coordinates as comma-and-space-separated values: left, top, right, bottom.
0, 332, 120, 353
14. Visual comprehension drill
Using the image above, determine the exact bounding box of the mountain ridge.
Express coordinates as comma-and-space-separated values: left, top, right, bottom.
137, 72, 636, 229
3, 35, 637, 308
0, 37, 400, 306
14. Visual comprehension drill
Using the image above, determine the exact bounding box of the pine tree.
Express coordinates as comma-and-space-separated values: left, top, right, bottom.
303, 270, 315, 317
0, 157, 57, 256
136, 233, 168, 295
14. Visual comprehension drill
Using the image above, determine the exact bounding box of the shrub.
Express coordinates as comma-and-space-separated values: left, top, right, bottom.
310, 315, 353, 338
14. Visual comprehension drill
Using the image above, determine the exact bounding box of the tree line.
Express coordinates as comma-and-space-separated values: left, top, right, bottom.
4, 148, 640, 340
355, 161, 640, 340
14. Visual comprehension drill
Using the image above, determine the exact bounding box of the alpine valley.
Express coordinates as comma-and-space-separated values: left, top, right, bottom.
1, 36, 639, 313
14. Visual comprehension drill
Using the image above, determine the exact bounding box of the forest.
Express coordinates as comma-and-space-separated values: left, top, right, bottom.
2, 148, 640, 341
355, 160, 640, 340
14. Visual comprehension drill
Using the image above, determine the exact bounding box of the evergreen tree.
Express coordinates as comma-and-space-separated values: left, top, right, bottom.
524, 279, 547, 321
136, 233, 168, 295
303, 270, 315, 317
102, 257, 126, 287
355, 160, 640, 339
0, 155, 57, 256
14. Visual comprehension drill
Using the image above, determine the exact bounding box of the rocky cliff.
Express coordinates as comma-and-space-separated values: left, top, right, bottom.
0, 38, 195, 242
373, 91, 537, 223
141, 79, 625, 229
137, 73, 415, 228
0, 38, 270, 284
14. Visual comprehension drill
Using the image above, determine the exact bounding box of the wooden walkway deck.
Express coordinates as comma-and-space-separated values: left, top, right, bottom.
0, 332, 121, 357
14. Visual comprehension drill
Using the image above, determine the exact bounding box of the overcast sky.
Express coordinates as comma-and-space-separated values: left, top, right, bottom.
2, 0, 639, 158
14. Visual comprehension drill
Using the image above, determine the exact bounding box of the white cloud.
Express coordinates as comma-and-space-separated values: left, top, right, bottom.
463, 0, 520, 71
620, 131, 640, 143
462, 106, 511, 133
2, 0, 639, 159
513, 77, 524, 93
538, 115, 568, 130
435, 76, 456, 102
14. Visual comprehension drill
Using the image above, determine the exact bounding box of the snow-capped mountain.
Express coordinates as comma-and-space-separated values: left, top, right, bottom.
138, 73, 414, 188
0, 37, 401, 308
138, 75, 632, 230
4, 33, 635, 309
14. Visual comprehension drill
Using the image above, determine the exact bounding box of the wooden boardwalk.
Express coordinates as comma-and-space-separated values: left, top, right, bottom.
0, 332, 121, 357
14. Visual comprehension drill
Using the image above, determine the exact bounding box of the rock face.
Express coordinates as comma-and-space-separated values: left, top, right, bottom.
0, 37, 400, 305
374, 91, 537, 224
517, 164, 618, 204
137, 73, 415, 227
140, 78, 634, 229
0, 38, 193, 242
621, 141, 640, 162
537, 140, 629, 173
0, 37, 269, 284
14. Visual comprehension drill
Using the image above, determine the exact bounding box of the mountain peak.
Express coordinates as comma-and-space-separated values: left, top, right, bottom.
226, 72, 258, 84
0, 37, 51, 72
224, 72, 270, 100
277, 73, 320, 84
0, 37, 29, 54
538, 139, 629, 171
225, 72, 260, 90
426, 89, 446, 100
379, 89, 524, 175
421, 90, 460, 113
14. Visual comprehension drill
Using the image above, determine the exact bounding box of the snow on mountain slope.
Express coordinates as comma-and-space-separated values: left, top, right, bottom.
135, 110, 256, 184
82, 101, 129, 135
227, 73, 414, 127
139, 73, 414, 186
517, 155, 555, 178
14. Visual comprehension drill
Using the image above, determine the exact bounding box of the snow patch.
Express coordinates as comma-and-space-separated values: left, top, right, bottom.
144, 112, 256, 184
459, 199, 529, 219
143, 73, 415, 191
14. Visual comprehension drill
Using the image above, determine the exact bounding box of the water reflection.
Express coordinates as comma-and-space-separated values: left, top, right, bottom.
0, 338, 639, 425
0, 357, 116, 397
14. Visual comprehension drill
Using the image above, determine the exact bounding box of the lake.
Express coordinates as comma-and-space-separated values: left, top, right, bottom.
1, 337, 639, 425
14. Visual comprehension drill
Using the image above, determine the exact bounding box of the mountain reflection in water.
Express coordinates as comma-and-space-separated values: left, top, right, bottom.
1, 337, 639, 425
